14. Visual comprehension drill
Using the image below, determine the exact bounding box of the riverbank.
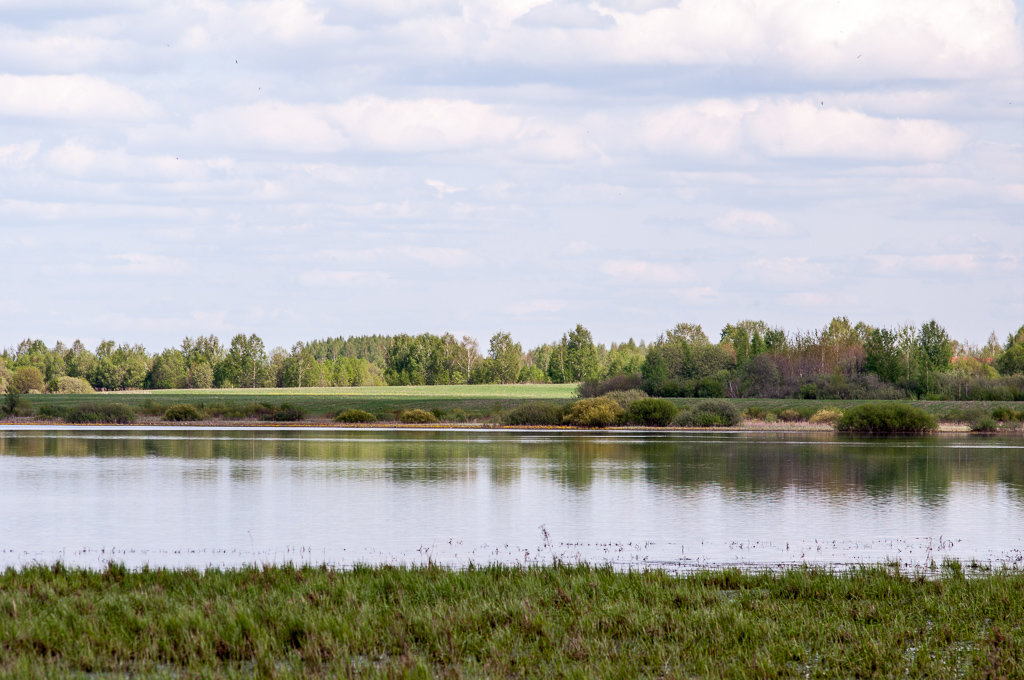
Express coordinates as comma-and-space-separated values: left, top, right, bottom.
1, 563, 1019, 678
0, 411, 1010, 433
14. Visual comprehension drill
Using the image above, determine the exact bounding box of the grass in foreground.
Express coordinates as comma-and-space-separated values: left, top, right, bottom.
1, 563, 1021, 678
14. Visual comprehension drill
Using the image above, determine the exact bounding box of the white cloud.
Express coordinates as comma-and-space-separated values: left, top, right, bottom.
870, 254, 978, 274
712, 210, 792, 237
601, 259, 693, 284
746, 257, 830, 286
425, 178, 464, 197
639, 98, 965, 161
67, 253, 186, 276
0, 141, 40, 168
298, 270, 389, 286
329, 96, 521, 152
745, 100, 966, 161
504, 299, 566, 315
0, 74, 157, 120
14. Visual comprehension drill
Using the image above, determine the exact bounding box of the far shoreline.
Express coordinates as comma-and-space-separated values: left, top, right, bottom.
0, 416, 995, 434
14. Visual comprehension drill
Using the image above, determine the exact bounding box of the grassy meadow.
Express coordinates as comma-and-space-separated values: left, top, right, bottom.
1, 562, 1020, 678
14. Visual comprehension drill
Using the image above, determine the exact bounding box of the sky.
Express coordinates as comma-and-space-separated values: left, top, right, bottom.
2, 0, 1022, 353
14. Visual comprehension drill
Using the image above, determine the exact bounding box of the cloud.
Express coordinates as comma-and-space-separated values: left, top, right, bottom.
0, 74, 157, 119
745, 100, 966, 161
601, 259, 693, 284
639, 98, 965, 161
425, 178, 465, 197
870, 254, 978, 274
0, 141, 40, 168
516, 1, 616, 29
745, 257, 830, 286
712, 210, 792, 237
65, 253, 186, 276
298, 270, 389, 286
504, 299, 566, 315
319, 246, 472, 268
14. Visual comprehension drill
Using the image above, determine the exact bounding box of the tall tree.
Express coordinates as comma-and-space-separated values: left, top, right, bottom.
488, 331, 522, 383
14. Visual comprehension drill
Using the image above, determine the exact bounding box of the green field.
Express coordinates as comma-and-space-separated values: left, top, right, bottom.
21, 384, 579, 421
0, 563, 1020, 678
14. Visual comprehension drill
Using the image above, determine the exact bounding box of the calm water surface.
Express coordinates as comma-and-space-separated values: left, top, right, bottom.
1, 427, 1022, 571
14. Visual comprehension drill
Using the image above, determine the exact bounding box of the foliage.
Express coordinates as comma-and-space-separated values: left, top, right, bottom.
674, 400, 742, 427
163, 404, 204, 421
53, 376, 95, 394
148, 349, 187, 389
835, 403, 937, 433
334, 409, 377, 423
503, 402, 564, 426
562, 397, 624, 428
398, 408, 438, 424
578, 374, 642, 398
261, 403, 305, 422
3, 385, 22, 416
65, 403, 137, 424
809, 408, 843, 425
487, 332, 523, 384
970, 416, 998, 433
602, 389, 648, 409
625, 398, 678, 426
187, 361, 215, 389
11, 366, 44, 393
776, 408, 803, 422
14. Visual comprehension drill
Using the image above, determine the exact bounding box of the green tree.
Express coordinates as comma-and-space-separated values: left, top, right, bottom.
149, 349, 187, 389
488, 331, 522, 383
187, 361, 214, 389
222, 334, 269, 388
995, 325, 1024, 375
864, 327, 902, 384
565, 324, 600, 382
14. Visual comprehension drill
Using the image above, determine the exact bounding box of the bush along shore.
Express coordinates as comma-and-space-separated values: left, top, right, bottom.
5, 388, 1024, 433
0, 562, 1021, 678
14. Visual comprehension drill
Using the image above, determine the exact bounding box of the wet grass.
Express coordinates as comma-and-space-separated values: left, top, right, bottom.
1, 562, 1021, 678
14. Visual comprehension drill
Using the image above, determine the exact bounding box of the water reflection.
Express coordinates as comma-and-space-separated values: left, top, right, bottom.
1, 428, 1022, 570
2, 429, 1022, 503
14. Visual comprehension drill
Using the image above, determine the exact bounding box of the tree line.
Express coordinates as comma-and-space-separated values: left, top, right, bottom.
2, 319, 1023, 401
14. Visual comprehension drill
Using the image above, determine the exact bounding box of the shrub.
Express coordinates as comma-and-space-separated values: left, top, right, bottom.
577, 374, 642, 398
626, 398, 678, 426
138, 399, 165, 416
990, 406, 1017, 422
970, 416, 998, 433
37, 404, 67, 419
398, 408, 437, 424
2, 385, 22, 416
504, 402, 564, 426
11, 366, 44, 394
603, 389, 649, 409
562, 397, 624, 428
743, 406, 771, 420
776, 408, 802, 422
53, 376, 95, 394
835, 403, 937, 434
799, 383, 818, 399
262, 403, 305, 422
809, 408, 843, 425
65, 403, 136, 424
335, 409, 377, 424
163, 404, 204, 422
674, 400, 741, 427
